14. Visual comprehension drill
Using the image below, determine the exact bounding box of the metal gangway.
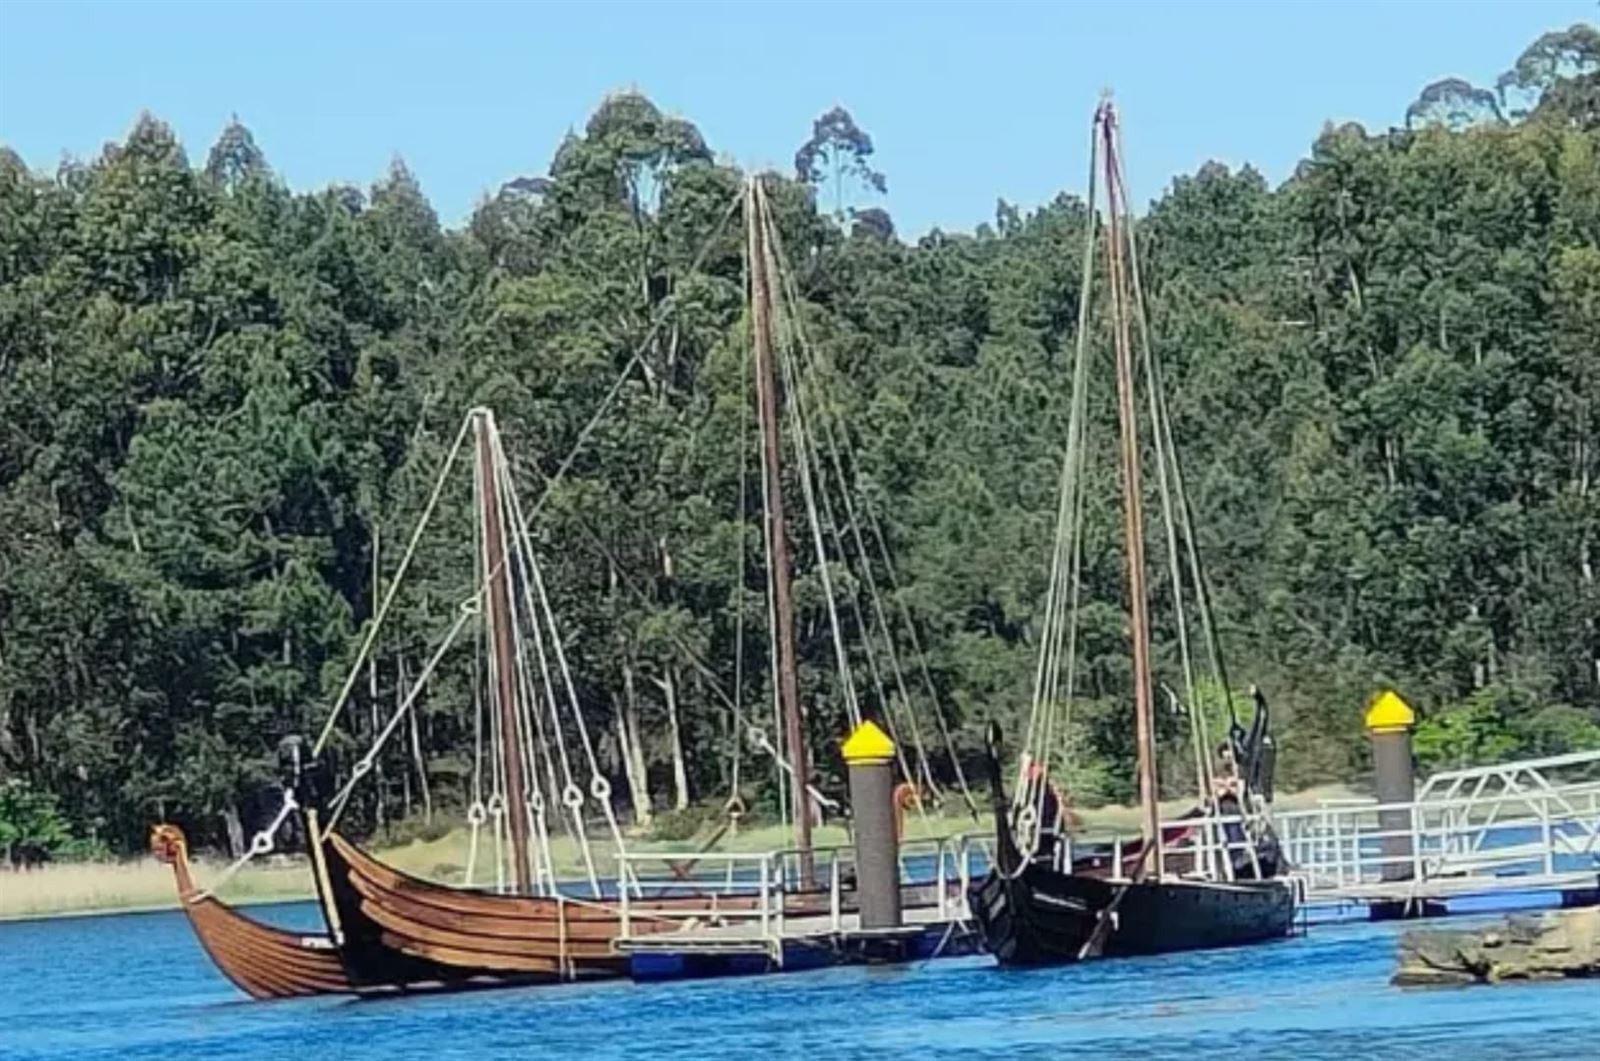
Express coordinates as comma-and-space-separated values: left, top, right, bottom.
615, 748, 1600, 966
612, 835, 989, 968
612, 805, 1302, 968
1277, 749, 1600, 907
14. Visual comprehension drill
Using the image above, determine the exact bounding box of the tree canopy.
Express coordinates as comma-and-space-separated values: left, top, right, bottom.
1, 30, 1597, 856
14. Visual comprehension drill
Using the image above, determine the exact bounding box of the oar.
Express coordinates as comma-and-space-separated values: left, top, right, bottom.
1077, 844, 1152, 959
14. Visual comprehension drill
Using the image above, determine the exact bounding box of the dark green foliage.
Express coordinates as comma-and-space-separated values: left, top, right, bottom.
795, 105, 889, 222
1, 33, 1597, 854
0, 778, 73, 865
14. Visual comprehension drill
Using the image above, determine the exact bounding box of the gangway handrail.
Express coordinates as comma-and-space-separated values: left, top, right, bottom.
1416, 747, 1600, 802
1274, 781, 1600, 901
614, 832, 992, 953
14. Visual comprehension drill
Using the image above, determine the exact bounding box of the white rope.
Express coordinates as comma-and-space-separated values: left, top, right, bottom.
1109, 118, 1239, 827
506, 507, 601, 897
765, 227, 934, 799
767, 189, 976, 812
767, 273, 922, 799
191, 787, 299, 901
323, 599, 477, 834
497, 414, 635, 894
759, 190, 862, 730
314, 412, 474, 758
478, 437, 509, 894
747, 725, 841, 811
498, 429, 627, 876
1002, 114, 1100, 878
489, 453, 567, 895
1105, 128, 1204, 808
751, 236, 792, 837
465, 445, 489, 888
729, 317, 751, 804
502, 560, 567, 893
816, 440, 936, 803
482, 415, 583, 895
766, 256, 929, 830
313, 190, 742, 787
526, 192, 743, 521
491, 441, 601, 897
464, 798, 483, 887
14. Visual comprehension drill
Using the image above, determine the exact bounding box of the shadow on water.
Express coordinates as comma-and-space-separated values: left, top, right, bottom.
2, 906, 1597, 1060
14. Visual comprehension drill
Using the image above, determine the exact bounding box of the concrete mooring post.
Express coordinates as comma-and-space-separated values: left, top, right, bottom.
842, 720, 902, 931
1367, 690, 1418, 883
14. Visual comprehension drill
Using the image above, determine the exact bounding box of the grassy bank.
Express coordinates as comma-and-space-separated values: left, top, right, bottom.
0, 855, 317, 920
0, 782, 1362, 921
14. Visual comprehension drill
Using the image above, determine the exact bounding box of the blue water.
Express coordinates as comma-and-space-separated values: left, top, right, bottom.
2, 903, 1597, 1060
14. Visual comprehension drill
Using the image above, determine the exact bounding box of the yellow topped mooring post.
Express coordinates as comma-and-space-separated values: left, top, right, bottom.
842, 720, 902, 931
1366, 690, 1418, 883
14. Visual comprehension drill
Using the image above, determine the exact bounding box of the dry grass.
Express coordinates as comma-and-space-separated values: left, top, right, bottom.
0, 855, 313, 920
0, 781, 1366, 921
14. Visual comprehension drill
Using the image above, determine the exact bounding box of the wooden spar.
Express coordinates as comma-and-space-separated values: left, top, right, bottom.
1099, 102, 1162, 879
476, 410, 533, 894
747, 177, 815, 884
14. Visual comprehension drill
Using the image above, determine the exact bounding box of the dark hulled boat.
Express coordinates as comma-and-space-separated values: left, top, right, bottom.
969, 726, 1295, 966
970, 869, 1295, 966
967, 97, 1297, 969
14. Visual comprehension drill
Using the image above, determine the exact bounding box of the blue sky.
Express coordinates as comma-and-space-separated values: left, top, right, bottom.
0, 1, 1592, 235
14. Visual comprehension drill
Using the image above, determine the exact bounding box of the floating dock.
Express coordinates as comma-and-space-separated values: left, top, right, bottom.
611, 749, 1599, 982
613, 840, 984, 981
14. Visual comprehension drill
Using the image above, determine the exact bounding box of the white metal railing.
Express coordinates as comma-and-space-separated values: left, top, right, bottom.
1276, 783, 1600, 897
613, 834, 990, 960
1149, 808, 1278, 883
615, 849, 786, 956
1416, 748, 1600, 804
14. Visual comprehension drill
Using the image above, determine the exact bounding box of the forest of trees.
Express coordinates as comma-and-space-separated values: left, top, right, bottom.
0, 27, 1596, 858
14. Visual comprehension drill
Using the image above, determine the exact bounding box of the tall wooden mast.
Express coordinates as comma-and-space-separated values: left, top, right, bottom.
747, 177, 815, 882
475, 409, 534, 894
1099, 102, 1162, 878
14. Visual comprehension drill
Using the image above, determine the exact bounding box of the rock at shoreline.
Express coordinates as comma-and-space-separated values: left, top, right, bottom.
1393, 908, 1600, 986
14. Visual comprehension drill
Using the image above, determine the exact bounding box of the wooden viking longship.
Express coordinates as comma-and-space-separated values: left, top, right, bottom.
162, 174, 973, 997
150, 823, 353, 999
290, 405, 702, 993
968, 99, 1296, 967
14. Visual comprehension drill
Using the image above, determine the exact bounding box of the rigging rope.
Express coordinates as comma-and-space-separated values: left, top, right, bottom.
729, 298, 752, 810
500, 534, 567, 895
488, 423, 604, 895
759, 223, 930, 832
313, 188, 743, 784
789, 340, 936, 803
526, 191, 744, 521
1109, 120, 1244, 771
752, 297, 793, 836
191, 787, 299, 902
314, 412, 474, 758
323, 598, 478, 834
759, 194, 863, 732
746, 725, 841, 811
498, 427, 625, 893
465, 447, 489, 888
1103, 130, 1205, 809
1011, 117, 1101, 876
762, 195, 977, 814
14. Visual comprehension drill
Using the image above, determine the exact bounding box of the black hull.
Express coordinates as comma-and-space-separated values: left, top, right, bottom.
970, 865, 1296, 967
